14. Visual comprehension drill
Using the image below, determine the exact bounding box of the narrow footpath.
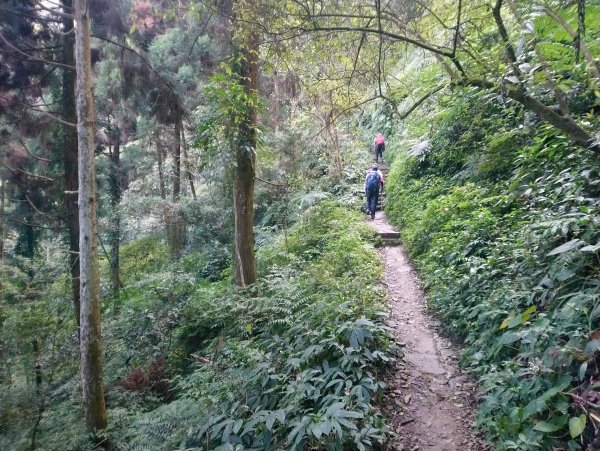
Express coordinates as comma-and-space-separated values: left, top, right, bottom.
368, 210, 485, 450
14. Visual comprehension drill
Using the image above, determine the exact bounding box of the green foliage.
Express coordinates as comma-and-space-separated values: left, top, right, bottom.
120, 201, 393, 450
117, 235, 170, 284
384, 87, 600, 449
196, 56, 262, 162
0, 243, 82, 450
1, 201, 391, 450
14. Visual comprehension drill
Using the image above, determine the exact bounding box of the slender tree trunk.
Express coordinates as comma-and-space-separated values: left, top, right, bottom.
216, 0, 234, 55
109, 129, 122, 297
165, 117, 186, 255
61, 0, 80, 330
172, 117, 181, 200
156, 138, 167, 201
180, 119, 196, 200
325, 106, 342, 176
74, 0, 107, 432
30, 339, 44, 451
233, 31, 259, 287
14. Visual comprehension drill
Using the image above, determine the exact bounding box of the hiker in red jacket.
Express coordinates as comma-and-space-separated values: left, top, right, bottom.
373, 132, 385, 163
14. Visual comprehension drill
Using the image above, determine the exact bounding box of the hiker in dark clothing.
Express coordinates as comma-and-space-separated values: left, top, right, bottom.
365, 165, 384, 220
373, 132, 385, 163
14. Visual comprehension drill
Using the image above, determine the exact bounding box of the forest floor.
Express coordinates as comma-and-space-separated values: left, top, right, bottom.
369, 210, 486, 450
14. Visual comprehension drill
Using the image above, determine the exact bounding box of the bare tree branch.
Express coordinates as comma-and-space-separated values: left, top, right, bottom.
398, 84, 447, 119
0, 31, 74, 70
295, 24, 454, 58
452, 0, 462, 56
492, 0, 518, 66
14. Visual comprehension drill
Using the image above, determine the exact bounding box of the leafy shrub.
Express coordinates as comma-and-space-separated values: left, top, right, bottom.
121, 201, 394, 450
118, 235, 169, 284
385, 89, 600, 449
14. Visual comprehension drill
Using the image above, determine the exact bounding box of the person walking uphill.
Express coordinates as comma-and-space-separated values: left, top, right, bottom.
365, 165, 384, 220
373, 132, 385, 163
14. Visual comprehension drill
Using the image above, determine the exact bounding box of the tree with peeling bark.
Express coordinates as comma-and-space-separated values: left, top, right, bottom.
73, 0, 107, 432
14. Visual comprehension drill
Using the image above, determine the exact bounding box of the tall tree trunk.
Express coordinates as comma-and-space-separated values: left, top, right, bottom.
30, 339, 44, 451
165, 117, 186, 255
109, 128, 121, 297
156, 137, 167, 201
61, 0, 80, 330
233, 31, 259, 287
325, 105, 342, 177
74, 0, 107, 432
180, 119, 196, 200
172, 117, 181, 200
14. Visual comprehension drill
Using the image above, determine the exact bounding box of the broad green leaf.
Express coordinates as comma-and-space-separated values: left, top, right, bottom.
263, 428, 273, 448
287, 424, 305, 447
533, 421, 561, 433
557, 270, 575, 282
498, 331, 521, 345
310, 422, 323, 439
275, 409, 285, 425
568, 415, 586, 438
350, 330, 360, 349
232, 419, 243, 434
333, 409, 363, 419
547, 239, 581, 256
520, 305, 537, 322
500, 312, 515, 329
523, 375, 571, 418
508, 314, 522, 329
336, 418, 358, 430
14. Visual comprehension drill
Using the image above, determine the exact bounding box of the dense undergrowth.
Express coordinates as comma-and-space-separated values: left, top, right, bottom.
1, 201, 394, 450
384, 88, 600, 449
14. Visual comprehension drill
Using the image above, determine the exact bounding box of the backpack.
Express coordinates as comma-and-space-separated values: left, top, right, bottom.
375, 134, 385, 145
365, 171, 380, 192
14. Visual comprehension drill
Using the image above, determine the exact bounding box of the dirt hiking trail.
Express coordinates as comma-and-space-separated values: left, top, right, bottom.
368, 210, 486, 450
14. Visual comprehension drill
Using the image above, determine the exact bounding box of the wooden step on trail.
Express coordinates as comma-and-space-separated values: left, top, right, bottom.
379, 231, 400, 245
368, 211, 401, 245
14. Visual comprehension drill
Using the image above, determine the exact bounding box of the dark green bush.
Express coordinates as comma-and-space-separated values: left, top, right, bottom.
385, 90, 600, 449
116, 201, 393, 450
